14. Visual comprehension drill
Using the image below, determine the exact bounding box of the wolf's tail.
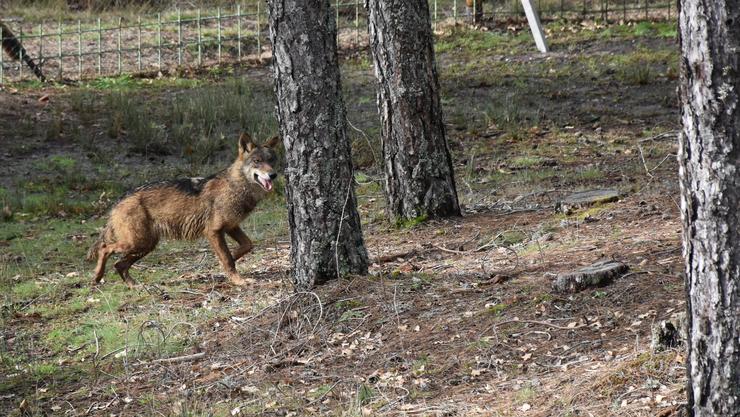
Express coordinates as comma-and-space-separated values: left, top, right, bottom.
86, 223, 113, 261
1, 21, 46, 82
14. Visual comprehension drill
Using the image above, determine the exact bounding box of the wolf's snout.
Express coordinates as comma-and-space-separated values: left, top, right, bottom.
255, 172, 275, 192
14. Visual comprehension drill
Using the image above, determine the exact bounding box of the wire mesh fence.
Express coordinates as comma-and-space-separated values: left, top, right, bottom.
0, 0, 674, 83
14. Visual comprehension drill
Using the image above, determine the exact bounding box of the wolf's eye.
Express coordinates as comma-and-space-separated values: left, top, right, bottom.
254, 158, 262, 163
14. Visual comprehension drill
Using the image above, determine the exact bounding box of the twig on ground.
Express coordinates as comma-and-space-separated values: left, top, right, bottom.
306, 380, 341, 405
150, 351, 205, 364
638, 131, 678, 143
637, 144, 654, 179
483, 318, 587, 336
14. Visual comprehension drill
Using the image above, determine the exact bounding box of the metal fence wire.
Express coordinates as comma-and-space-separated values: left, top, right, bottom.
0, 0, 674, 83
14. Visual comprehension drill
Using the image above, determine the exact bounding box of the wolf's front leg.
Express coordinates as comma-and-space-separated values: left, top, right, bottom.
206, 229, 249, 285
227, 227, 254, 261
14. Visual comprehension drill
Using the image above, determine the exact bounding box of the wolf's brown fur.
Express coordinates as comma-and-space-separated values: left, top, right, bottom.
88, 133, 280, 287
1, 20, 45, 81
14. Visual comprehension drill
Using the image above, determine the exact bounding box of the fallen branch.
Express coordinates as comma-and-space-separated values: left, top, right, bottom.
638, 131, 678, 143
486, 318, 587, 333
373, 249, 419, 264
150, 352, 205, 364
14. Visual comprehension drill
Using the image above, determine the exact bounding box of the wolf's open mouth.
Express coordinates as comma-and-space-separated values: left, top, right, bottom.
254, 173, 273, 191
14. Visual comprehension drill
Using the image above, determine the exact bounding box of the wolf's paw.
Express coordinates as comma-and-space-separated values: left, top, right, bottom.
228, 274, 255, 286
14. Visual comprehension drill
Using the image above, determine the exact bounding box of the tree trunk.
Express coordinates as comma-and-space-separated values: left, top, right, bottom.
366, 0, 461, 223
679, 0, 740, 415
268, 0, 368, 288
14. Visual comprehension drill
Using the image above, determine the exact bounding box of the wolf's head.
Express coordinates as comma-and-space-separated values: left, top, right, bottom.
237, 133, 281, 192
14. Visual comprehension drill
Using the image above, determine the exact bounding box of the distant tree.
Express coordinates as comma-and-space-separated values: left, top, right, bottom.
679, 0, 740, 415
267, 0, 368, 288
366, 0, 461, 224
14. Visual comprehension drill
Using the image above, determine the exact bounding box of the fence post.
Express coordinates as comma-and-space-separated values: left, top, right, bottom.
197, 9, 202, 66
560, 0, 564, 19
157, 13, 162, 71
117, 17, 122, 75
38, 23, 43, 76
237, 4, 242, 61
644, 0, 648, 19
335, 0, 339, 29
454, 0, 458, 25
19, 26, 23, 79
257, 2, 261, 61
355, 0, 360, 46
177, 8, 182, 66
137, 16, 142, 72
1, 26, 4, 84
57, 21, 63, 80
623, 0, 626, 21
217, 7, 222, 64
97, 18, 102, 75
77, 20, 82, 80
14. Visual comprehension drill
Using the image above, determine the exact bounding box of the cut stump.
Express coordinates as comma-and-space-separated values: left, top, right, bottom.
551, 260, 629, 293
556, 189, 620, 215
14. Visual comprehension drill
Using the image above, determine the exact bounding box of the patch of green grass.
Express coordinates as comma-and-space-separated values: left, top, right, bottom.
510, 156, 546, 169
396, 213, 429, 229
339, 309, 365, 322
310, 383, 336, 399
357, 384, 375, 406
486, 303, 508, 316
516, 384, 537, 404
496, 230, 527, 247
11, 280, 45, 299
575, 166, 606, 182
412, 354, 430, 375
435, 28, 521, 55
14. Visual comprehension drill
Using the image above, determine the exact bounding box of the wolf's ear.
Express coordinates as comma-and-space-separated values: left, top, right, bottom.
264, 135, 280, 149
238, 132, 255, 154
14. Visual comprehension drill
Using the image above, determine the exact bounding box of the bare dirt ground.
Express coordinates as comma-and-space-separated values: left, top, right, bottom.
0, 19, 685, 417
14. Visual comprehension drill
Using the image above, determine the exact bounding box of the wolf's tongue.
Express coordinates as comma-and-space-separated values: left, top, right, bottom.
262, 178, 273, 191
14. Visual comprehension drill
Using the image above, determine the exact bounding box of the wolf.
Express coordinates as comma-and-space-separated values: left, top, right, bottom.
87, 133, 280, 287
1, 20, 46, 81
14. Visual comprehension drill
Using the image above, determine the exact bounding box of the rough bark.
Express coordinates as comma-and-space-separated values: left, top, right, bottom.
366, 0, 461, 223
268, 0, 368, 288
678, 0, 740, 414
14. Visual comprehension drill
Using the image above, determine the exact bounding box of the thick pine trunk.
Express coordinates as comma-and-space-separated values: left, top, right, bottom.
366, 0, 461, 223
268, 0, 368, 288
679, 0, 740, 415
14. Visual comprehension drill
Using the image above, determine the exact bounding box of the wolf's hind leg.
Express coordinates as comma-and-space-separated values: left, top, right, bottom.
114, 245, 155, 289
227, 227, 253, 261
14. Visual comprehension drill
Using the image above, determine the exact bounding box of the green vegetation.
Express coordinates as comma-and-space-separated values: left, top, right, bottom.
396, 213, 429, 229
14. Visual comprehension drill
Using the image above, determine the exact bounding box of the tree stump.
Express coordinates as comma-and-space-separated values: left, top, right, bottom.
551, 260, 629, 293
556, 189, 620, 215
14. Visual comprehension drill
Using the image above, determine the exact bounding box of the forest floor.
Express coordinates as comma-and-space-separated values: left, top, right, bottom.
0, 19, 685, 416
